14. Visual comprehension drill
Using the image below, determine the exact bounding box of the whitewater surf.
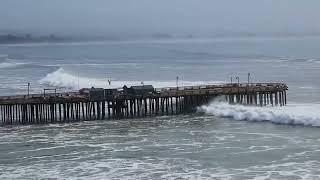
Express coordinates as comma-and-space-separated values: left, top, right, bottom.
199, 101, 320, 127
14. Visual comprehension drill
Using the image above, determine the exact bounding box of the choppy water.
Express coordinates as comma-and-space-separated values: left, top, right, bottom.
1, 37, 320, 179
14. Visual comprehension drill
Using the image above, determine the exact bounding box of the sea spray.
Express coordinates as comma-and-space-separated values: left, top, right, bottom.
39, 67, 224, 89
39, 68, 97, 89
198, 102, 320, 127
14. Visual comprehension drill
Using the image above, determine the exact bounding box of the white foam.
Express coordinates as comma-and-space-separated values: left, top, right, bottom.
299, 86, 315, 89
39, 67, 224, 89
198, 101, 320, 127
0, 61, 25, 68
0, 62, 18, 68
0, 57, 27, 69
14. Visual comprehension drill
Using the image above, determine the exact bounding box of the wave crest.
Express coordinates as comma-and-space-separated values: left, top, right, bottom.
0, 55, 28, 69
198, 102, 320, 127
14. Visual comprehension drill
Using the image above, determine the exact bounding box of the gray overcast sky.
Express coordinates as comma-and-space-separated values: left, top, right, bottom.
0, 0, 319, 36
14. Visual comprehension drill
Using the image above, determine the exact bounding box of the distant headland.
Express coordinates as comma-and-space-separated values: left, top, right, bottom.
0, 33, 177, 44
0, 34, 72, 44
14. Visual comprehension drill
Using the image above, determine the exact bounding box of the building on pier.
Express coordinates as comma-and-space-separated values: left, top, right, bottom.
123, 85, 155, 95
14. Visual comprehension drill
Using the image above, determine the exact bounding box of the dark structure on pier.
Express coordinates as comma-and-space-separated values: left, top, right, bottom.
124, 85, 155, 95
0, 83, 288, 126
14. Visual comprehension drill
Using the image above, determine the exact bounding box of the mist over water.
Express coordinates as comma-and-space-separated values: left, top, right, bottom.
1, 0, 320, 38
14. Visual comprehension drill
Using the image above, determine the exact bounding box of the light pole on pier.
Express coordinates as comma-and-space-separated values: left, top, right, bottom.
77, 71, 80, 90
248, 73, 251, 85
230, 77, 233, 84
27, 83, 30, 98
107, 77, 111, 87
176, 76, 179, 89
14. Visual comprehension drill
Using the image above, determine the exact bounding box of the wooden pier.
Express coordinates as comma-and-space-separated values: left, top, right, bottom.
0, 83, 288, 126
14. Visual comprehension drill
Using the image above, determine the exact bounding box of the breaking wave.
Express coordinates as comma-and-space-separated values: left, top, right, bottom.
0, 55, 27, 68
40, 68, 224, 89
0, 59, 46, 69
0, 61, 27, 69
199, 102, 320, 127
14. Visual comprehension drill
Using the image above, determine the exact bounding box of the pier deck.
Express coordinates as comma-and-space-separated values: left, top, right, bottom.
0, 83, 288, 126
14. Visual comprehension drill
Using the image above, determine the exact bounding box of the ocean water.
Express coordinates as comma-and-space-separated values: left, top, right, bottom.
1, 37, 320, 179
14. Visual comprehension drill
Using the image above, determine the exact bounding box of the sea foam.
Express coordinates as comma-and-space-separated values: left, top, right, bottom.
198, 101, 320, 127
